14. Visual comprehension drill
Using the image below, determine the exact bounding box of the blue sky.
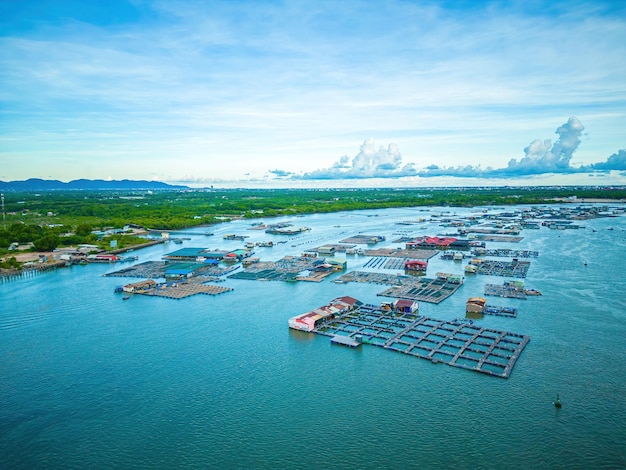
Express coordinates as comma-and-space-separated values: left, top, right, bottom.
1, 0, 625, 187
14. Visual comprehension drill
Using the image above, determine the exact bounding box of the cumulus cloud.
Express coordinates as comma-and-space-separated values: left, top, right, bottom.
418, 117, 588, 178
506, 116, 585, 174
274, 117, 624, 181
294, 138, 417, 180
590, 149, 626, 171
268, 169, 295, 178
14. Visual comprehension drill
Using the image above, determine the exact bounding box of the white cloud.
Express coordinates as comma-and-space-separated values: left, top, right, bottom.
296, 138, 416, 179
1, 1, 625, 184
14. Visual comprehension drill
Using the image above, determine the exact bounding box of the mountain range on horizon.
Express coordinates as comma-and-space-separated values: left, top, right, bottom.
0, 178, 188, 191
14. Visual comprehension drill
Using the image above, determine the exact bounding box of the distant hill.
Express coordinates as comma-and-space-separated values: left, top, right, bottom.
0, 178, 188, 191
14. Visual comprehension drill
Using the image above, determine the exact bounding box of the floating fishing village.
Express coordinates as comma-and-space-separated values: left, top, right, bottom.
18, 202, 606, 380
2, 201, 624, 380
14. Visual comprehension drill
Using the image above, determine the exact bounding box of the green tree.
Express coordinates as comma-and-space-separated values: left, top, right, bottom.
75, 223, 93, 237
0, 256, 20, 269
33, 234, 60, 252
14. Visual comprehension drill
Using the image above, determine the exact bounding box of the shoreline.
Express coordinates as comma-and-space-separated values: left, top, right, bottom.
2, 198, 625, 272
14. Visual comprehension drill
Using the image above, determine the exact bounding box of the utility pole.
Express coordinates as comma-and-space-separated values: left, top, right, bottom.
1, 193, 5, 230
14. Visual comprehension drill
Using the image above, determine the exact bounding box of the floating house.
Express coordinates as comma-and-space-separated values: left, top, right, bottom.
265, 224, 310, 235
406, 236, 456, 250
464, 264, 478, 274
406, 236, 471, 251
164, 247, 224, 261
164, 262, 205, 280
404, 259, 428, 274
122, 279, 156, 293
242, 257, 259, 267
466, 297, 487, 313
288, 296, 362, 332
317, 245, 336, 256
88, 253, 118, 263
436, 272, 464, 284
393, 299, 419, 313
327, 258, 347, 271
222, 252, 239, 264
381, 299, 419, 313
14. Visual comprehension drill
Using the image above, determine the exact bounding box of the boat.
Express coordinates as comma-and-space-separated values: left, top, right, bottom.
464, 264, 477, 273
525, 289, 542, 296
122, 295, 130, 300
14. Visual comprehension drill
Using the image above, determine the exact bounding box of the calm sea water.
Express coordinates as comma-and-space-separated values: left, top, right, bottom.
1, 205, 625, 469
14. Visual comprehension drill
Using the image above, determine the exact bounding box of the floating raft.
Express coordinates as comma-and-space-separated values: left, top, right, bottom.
364, 248, 438, 260
474, 259, 531, 278
377, 277, 462, 304
314, 305, 529, 379
479, 249, 539, 258
473, 235, 523, 243
485, 282, 527, 299
482, 305, 518, 318
363, 256, 413, 270
335, 271, 462, 304
142, 282, 233, 299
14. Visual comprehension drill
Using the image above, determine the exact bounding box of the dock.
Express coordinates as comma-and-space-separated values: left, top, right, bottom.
313, 304, 529, 379
0, 260, 69, 283
330, 334, 362, 348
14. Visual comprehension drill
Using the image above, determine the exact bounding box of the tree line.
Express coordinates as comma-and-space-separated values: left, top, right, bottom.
1, 186, 624, 259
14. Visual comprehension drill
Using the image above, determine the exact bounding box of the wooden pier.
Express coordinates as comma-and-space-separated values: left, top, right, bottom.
313, 305, 529, 378
0, 260, 68, 283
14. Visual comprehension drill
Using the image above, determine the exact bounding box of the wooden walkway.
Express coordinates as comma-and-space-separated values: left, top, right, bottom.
363, 248, 438, 259
313, 305, 529, 379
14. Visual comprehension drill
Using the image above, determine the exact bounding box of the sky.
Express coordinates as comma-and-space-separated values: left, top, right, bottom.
1, 0, 626, 188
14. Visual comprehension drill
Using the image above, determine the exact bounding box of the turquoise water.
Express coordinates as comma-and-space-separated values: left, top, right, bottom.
1, 205, 625, 469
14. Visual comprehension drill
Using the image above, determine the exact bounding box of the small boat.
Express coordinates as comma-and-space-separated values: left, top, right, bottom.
525, 289, 542, 296
464, 264, 477, 274
122, 295, 130, 300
